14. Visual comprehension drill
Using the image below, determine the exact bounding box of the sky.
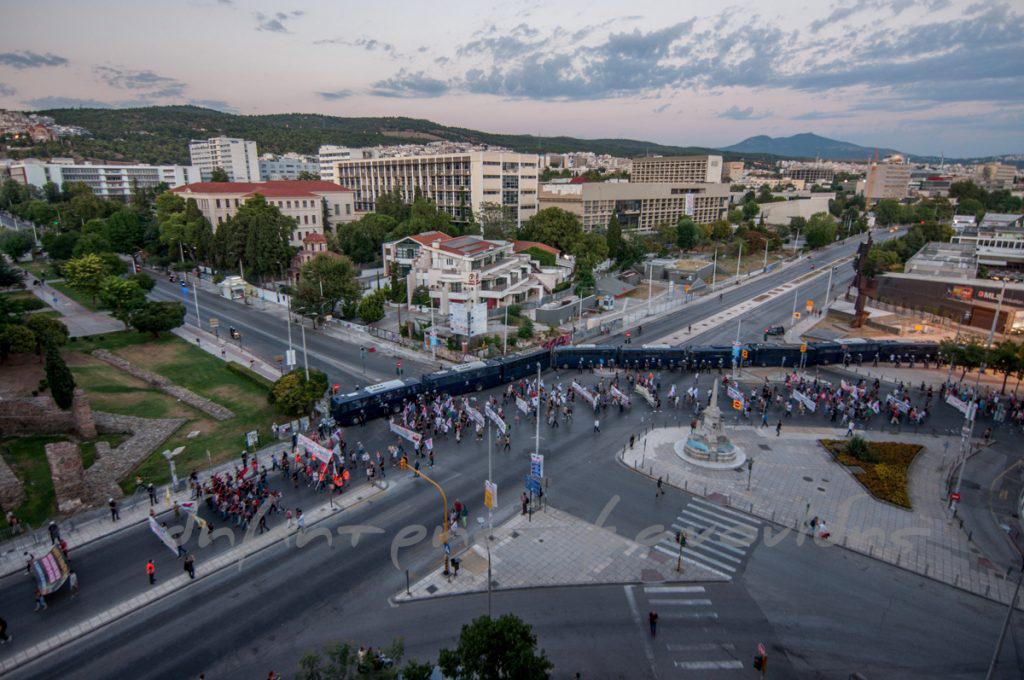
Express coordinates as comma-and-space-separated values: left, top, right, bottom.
0, 0, 1022, 158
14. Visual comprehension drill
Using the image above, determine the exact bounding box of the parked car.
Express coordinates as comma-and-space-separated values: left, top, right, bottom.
764, 325, 785, 336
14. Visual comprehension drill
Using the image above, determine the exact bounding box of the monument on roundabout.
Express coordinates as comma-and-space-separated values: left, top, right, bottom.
674, 379, 747, 469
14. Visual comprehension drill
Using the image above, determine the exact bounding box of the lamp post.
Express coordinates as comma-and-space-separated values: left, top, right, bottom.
711, 246, 718, 291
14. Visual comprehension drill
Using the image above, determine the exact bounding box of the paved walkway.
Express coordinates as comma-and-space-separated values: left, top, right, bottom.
621, 425, 1023, 607
396, 505, 723, 602
27, 279, 122, 337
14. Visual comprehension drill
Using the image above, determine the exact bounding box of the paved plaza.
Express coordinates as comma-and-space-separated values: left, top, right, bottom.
622, 424, 1022, 607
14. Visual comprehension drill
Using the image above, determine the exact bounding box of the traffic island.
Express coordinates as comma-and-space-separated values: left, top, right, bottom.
621, 424, 1022, 607
394, 505, 724, 603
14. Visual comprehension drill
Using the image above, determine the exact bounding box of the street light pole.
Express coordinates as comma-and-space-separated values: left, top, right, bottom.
503, 304, 508, 356
711, 246, 718, 291
985, 557, 1024, 680
300, 318, 310, 382
824, 266, 834, 309
735, 241, 743, 280
791, 285, 799, 327
192, 281, 201, 332
762, 239, 768, 273
534, 363, 541, 459
647, 261, 653, 313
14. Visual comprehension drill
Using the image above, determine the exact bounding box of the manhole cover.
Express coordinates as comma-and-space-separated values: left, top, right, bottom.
802, 476, 813, 482
426, 585, 438, 594
759, 444, 771, 451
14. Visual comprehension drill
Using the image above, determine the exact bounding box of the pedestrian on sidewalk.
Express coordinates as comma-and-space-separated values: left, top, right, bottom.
146, 560, 156, 585
629, 434, 635, 449
776, 421, 782, 436
184, 554, 196, 579
656, 477, 665, 498
846, 420, 855, 437
48, 521, 60, 544
147, 483, 156, 506
521, 492, 529, 515
648, 611, 658, 637
109, 498, 120, 522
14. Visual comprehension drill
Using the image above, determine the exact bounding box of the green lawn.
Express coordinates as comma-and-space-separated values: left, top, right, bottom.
0, 435, 64, 529
65, 332, 279, 492
50, 281, 100, 311
21, 260, 57, 282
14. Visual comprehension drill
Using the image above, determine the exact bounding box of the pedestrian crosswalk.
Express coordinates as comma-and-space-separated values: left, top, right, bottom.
630, 584, 745, 674
653, 497, 762, 581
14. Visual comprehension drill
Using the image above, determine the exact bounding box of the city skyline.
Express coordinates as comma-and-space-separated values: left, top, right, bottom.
0, 0, 1022, 158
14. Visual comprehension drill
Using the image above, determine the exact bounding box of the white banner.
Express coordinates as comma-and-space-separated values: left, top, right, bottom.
634, 383, 657, 408
793, 390, 817, 412
516, 396, 531, 414
390, 420, 423, 445
485, 404, 507, 434
148, 516, 179, 556
572, 381, 597, 407
464, 405, 485, 427
530, 453, 544, 479
610, 385, 631, 405
886, 394, 910, 413
945, 394, 971, 417
297, 433, 334, 464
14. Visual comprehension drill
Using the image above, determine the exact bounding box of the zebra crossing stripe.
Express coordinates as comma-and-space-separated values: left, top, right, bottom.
673, 660, 743, 670
672, 519, 752, 554
690, 497, 762, 523
644, 586, 706, 594
669, 525, 747, 558
666, 643, 736, 652
647, 598, 713, 606
665, 534, 742, 564
653, 544, 734, 579
679, 507, 760, 536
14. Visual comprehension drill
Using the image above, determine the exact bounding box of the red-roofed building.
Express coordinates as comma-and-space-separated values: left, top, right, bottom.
172, 180, 356, 247
382, 231, 572, 314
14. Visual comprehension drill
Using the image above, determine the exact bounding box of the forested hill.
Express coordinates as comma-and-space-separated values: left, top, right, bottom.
22, 105, 740, 165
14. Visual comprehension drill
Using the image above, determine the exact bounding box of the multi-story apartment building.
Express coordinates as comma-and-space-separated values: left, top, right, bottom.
975, 162, 1017, 191
723, 161, 745, 182
171, 180, 355, 248
631, 155, 723, 184
334, 151, 539, 226
865, 160, 911, 205
786, 164, 835, 184
258, 153, 319, 181
538, 181, 729, 232
382, 231, 571, 314
9, 160, 199, 198
318, 146, 377, 182
188, 136, 261, 182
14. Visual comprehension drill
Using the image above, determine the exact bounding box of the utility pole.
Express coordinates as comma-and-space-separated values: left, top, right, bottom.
711, 246, 718, 291
985, 558, 1024, 679
791, 285, 799, 327
647, 261, 653, 313
534, 362, 541, 459
732, 318, 742, 381
300, 318, 310, 382
735, 241, 743, 280
503, 304, 508, 356
192, 280, 201, 332
824, 266, 834, 309
762, 239, 768, 273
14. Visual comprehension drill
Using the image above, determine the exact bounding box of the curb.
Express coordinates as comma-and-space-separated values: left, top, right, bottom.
0, 481, 389, 676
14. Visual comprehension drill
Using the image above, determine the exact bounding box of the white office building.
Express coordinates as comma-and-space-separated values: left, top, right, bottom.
258, 153, 319, 181
188, 136, 261, 182
318, 145, 377, 182
9, 160, 200, 199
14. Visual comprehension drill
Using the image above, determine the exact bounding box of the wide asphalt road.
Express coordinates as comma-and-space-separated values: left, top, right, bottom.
6, 367, 1022, 679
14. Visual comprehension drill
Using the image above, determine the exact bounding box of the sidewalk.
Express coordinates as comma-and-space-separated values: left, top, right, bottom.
0, 439, 291, 579
0, 476, 388, 676
27, 278, 122, 337
838, 364, 1016, 392
395, 504, 722, 602
621, 425, 1023, 608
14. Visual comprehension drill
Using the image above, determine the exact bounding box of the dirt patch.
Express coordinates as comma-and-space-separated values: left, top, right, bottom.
115, 341, 185, 369
0, 356, 45, 398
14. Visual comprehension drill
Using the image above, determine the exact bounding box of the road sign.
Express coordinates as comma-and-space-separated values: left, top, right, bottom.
800, 343, 807, 353
950, 492, 961, 502
525, 475, 542, 495
793, 311, 801, 319
484, 480, 497, 509
732, 399, 742, 410
914, 324, 923, 331
443, 542, 451, 555
806, 299, 814, 312
530, 454, 544, 479
209, 317, 219, 328
285, 349, 297, 366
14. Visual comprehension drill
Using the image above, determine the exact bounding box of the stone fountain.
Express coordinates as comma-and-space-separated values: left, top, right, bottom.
674, 380, 747, 469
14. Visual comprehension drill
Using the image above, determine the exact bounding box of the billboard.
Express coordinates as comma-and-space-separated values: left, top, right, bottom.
449, 302, 488, 337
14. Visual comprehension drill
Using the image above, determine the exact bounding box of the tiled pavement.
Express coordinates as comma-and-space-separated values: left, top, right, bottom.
622, 424, 1022, 607
395, 505, 726, 602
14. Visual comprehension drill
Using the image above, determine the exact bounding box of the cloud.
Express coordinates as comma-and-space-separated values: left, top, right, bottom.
317, 89, 353, 101
254, 10, 303, 33
652, 102, 670, 114
94, 66, 187, 98
24, 96, 114, 109
789, 110, 856, 120
315, 36, 399, 58
189, 98, 238, 113
719, 105, 772, 120
0, 83, 14, 97
0, 51, 68, 69
369, 70, 449, 98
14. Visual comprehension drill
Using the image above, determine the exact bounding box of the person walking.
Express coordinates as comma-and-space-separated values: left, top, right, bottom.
648, 611, 658, 638
184, 554, 196, 579
846, 420, 855, 437
146, 559, 156, 585
34, 589, 46, 611
655, 477, 665, 498
521, 492, 529, 515
147, 483, 156, 506
68, 570, 79, 597
593, 417, 600, 433
629, 434, 635, 449
48, 521, 60, 545
0, 615, 9, 643
109, 498, 120, 522
775, 421, 782, 437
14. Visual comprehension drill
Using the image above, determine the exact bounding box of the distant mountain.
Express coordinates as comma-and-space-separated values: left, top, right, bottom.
720, 133, 902, 161
13, 105, 766, 166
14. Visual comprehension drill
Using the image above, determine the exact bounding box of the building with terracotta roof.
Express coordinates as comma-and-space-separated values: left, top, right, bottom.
172, 180, 355, 248
382, 231, 570, 314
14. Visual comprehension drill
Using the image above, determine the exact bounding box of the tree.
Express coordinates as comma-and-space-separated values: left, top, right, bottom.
99, 275, 146, 328
863, 246, 902, 278
272, 368, 328, 416
0, 258, 24, 288
574, 262, 596, 297
517, 317, 534, 340
293, 253, 361, 324
0, 230, 33, 260
411, 285, 431, 306
297, 170, 319, 181
41, 231, 79, 260
72, 231, 113, 257
63, 254, 108, 305
333, 213, 395, 264
956, 197, 984, 218
478, 202, 517, 241
0, 324, 35, 362
25, 315, 68, 355
222, 195, 294, 280
104, 209, 146, 253
873, 199, 902, 226
605, 214, 624, 261
989, 340, 1023, 394
130, 272, 155, 291
804, 212, 837, 250
654, 222, 677, 254
519, 208, 584, 254
129, 300, 185, 337
438, 614, 552, 680
710, 221, 732, 241
676, 217, 699, 250
296, 638, 426, 680
209, 167, 230, 182
374, 189, 411, 223
44, 341, 76, 409
357, 291, 386, 324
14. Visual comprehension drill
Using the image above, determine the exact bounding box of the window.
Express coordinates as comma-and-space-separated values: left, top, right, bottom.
346, 204, 351, 215
303, 215, 309, 225
215, 198, 221, 208
312, 214, 316, 224
334, 203, 339, 216
287, 200, 292, 209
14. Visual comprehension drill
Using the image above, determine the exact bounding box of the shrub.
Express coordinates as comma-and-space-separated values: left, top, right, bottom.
846, 435, 877, 463
517, 317, 534, 340
553, 280, 571, 293
45, 342, 76, 409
